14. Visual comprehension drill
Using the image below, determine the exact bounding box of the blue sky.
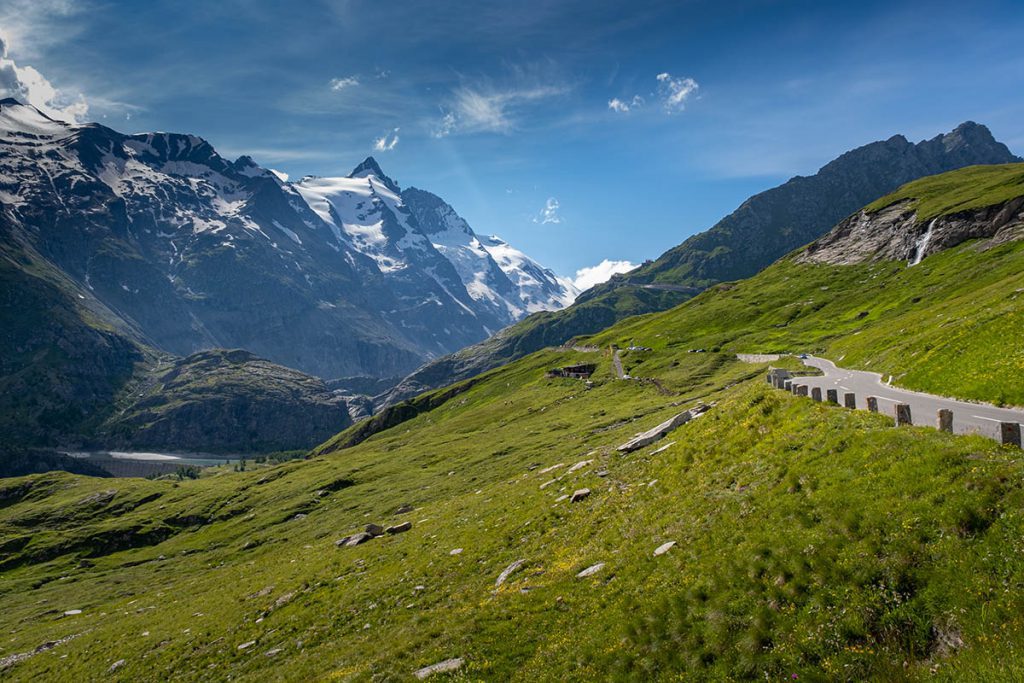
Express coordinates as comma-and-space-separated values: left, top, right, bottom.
2, 0, 1023, 282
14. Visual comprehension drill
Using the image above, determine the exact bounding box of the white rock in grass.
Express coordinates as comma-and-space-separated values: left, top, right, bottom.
654, 541, 676, 556
495, 559, 525, 587
238, 640, 256, 650
538, 463, 564, 474
570, 488, 591, 503
449, 548, 463, 555
414, 657, 464, 679
576, 562, 605, 578
63, 610, 82, 616
567, 459, 592, 474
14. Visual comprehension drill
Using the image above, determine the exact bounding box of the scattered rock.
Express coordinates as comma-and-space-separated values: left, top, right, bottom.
62, 609, 82, 617
495, 559, 526, 587
650, 441, 675, 455
576, 563, 605, 578
265, 647, 283, 657
654, 541, 676, 556
344, 532, 373, 547
238, 640, 256, 650
554, 494, 569, 502
108, 659, 125, 673
567, 459, 593, 474
539, 479, 557, 490
386, 521, 412, 534
334, 536, 351, 547
617, 405, 709, 453
292, 513, 307, 521
449, 548, 463, 555
365, 523, 385, 537
414, 657, 465, 679
395, 504, 414, 515
570, 488, 591, 503
538, 463, 564, 474
596, 470, 609, 477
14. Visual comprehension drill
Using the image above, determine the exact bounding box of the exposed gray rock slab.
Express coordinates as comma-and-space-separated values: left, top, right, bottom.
617, 405, 709, 453
414, 657, 464, 679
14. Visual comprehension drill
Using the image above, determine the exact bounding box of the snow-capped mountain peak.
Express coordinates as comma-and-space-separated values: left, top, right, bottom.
401, 187, 579, 317
348, 156, 401, 193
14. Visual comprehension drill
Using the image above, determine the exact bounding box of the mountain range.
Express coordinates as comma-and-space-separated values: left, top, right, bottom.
0, 98, 575, 449
381, 121, 1022, 405
0, 98, 575, 379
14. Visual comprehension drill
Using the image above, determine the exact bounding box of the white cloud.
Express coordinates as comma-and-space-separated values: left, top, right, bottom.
656, 72, 699, 112
573, 259, 638, 291
329, 76, 359, 91
607, 95, 644, 113
532, 197, 561, 225
608, 74, 698, 117
0, 33, 87, 122
432, 111, 457, 138
434, 83, 567, 137
373, 127, 400, 151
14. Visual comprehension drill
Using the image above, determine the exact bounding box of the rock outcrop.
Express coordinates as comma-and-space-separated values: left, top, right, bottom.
799, 196, 1024, 265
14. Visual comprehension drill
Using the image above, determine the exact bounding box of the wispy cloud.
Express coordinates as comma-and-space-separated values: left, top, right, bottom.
434, 81, 569, 137
329, 75, 359, 91
532, 196, 562, 224
573, 259, 637, 291
608, 72, 699, 116
608, 95, 644, 113
0, 33, 87, 122
656, 72, 699, 112
373, 127, 399, 151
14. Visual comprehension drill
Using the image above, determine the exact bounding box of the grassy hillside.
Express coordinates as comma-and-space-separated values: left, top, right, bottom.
2, 228, 1024, 679
865, 162, 1024, 221
590, 237, 1024, 407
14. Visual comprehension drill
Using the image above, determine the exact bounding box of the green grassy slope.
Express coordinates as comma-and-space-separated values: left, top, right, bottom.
2, 229, 1024, 680
590, 238, 1024, 407
865, 162, 1024, 220
2, 363, 1023, 681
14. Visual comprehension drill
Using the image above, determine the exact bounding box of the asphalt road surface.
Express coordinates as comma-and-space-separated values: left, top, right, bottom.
793, 356, 1024, 439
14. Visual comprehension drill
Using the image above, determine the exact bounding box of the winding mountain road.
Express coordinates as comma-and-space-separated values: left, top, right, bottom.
795, 356, 1024, 439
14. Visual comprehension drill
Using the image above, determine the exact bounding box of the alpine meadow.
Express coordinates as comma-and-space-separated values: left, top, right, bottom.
2, 2, 1024, 681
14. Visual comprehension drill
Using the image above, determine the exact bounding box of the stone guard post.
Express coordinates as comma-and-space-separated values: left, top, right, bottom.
1000, 422, 1022, 448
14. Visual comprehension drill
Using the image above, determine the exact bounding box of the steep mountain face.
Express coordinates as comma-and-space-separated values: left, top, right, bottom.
800, 163, 1024, 265
383, 123, 1021, 406
0, 98, 573, 384
401, 187, 578, 324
